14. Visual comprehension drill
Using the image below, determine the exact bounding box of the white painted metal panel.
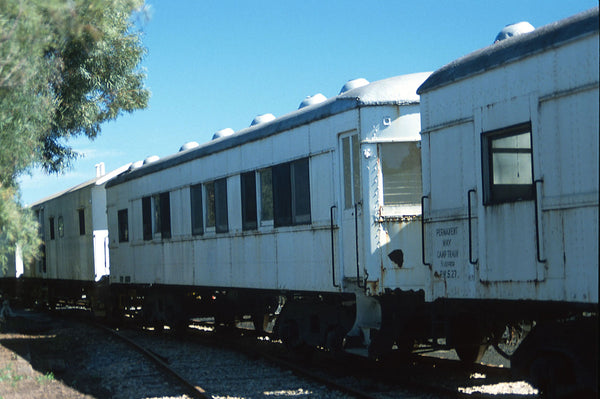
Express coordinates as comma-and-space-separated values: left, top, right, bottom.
420, 23, 598, 304
106, 73, 431, 298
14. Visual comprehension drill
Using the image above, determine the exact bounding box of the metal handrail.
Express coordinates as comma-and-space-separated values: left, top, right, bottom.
421, 195, 432, 267
534, 179, 546, 263
354, 202, 365, 288
467, 189, 478, 265
330, 205, 340, 288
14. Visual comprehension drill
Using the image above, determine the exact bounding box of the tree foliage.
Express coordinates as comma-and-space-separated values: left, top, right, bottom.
0, 0, 149, 269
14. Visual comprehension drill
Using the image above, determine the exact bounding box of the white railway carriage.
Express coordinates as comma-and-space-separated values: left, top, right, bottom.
20, 164, 131, 307
105, 72, 431, 349
418, 7, 598, 394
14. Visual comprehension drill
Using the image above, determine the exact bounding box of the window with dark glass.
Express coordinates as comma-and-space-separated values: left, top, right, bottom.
153, 194, 162, 234
118, 209, 129, 242
214, 178, 228, 233
205, 179, 228, 233
273, 157, 311, 227
205, 182, 215, 228
482, 122, 534, 204
143, 193, 171, 239
159, 192, 171, 239
260, 168, 273, 222
142, 196, 152, 240
241, 172, 258, 230
291, 158, 311, 224
49, 217, 55, 240
273, 163, 292, 226
57, 216, 64, 238
190, 184, 204, 235
78, 209, 85, 235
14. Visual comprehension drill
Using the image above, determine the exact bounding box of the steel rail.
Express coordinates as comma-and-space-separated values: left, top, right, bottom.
92, 322, 211, 399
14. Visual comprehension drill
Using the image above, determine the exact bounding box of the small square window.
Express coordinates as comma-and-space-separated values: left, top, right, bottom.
482, 122, 534, 204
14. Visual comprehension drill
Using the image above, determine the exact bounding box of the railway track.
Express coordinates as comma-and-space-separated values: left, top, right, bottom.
2, 308, 539, 399
96, 318, 537, 399
92, 322, 210, 399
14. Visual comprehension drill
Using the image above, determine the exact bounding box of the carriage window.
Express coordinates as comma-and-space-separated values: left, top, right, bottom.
205, 182, 215, 229
49, 217, 55, 240
153, 194, 162, 234
273, 158, 311, 227
380, 142, 422, 205
483, 123, 534, 204
78, 209, 85, 235
259, 168, 273, 223
342, 133, 361, 209
292, 158, 311, 224
142, 192, 171, 240
142, 196, 152, 240
190, 184, 203, 235
158, 192, 171, 239
118, 209, 129, 242
241, 172, 257, 230
57, 216, 64, 238
206, 178, 228, 233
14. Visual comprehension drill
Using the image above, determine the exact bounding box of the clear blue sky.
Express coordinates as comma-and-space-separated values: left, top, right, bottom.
19, 0, 598, 205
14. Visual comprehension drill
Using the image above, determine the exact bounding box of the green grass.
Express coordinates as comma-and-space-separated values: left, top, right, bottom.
36, 371, 55, 383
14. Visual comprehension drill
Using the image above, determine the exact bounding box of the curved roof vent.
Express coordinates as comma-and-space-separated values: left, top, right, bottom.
179, 141, 199, 152
298, 93, 327, 109
494, 21, 535, 43
339, 78, 369, 94
250, 113, 276, 126
212, 128, 235, 140
129, 160, 144, 170
143, 155, 159, 165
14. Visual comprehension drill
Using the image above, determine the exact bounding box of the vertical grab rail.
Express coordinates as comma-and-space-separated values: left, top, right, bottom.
354, 202, 365, 288
421, 195, 432, 267
534, 179, 546, 263
330, 205, 340, 288
467, 189, 478, 265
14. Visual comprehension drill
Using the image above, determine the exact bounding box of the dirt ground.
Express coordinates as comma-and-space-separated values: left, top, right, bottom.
0, 312, 99, 399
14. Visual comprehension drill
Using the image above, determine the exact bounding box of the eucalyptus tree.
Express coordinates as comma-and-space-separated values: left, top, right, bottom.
0, 0, 150, 269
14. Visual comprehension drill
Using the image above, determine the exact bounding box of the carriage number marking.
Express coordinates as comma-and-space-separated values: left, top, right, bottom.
435, 226, 459, 279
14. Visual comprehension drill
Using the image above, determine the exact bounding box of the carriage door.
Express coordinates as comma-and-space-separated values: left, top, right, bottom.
339, 131, 363, 285
478, 121, 542, 282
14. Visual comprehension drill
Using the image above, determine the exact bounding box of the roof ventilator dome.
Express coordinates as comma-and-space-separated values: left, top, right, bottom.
494, 21, 535, 43
179, 141, 199, 151
339, 78, 369, 94
129, 160, 144, 170
250, 113, 276, 126
212, 128, 235, 140
298, 93, 327, 109
143, 155, 160, 165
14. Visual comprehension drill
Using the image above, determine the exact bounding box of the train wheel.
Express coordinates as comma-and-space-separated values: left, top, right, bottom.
455, 343, 489, 364
280, 319, 303, 350
325, 326, 345, 353
449, 313, 490, 364
252, 312, 269, 333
